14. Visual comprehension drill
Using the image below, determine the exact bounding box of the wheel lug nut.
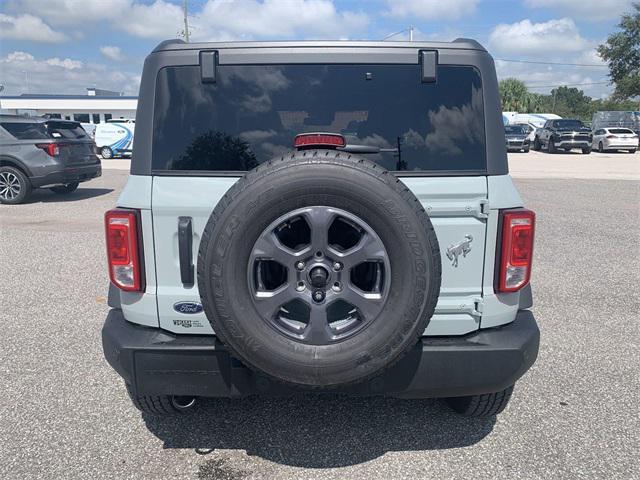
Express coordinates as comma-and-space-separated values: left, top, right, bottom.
295, 261, 306, 271
312, 290, 325, 303
296, 281, 306, 292
332, 262, 343, 271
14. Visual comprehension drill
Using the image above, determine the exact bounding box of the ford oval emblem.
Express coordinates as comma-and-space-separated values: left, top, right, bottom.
173, 302, 203, 314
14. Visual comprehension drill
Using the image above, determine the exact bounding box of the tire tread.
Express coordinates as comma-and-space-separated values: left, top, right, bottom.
126, 384, 181, 415
446, 385, 514, 417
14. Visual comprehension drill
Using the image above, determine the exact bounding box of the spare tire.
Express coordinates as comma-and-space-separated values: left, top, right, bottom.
198, 150, 441, 387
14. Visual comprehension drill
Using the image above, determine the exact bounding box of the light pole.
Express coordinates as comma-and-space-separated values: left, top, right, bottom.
183, 0, 190, 42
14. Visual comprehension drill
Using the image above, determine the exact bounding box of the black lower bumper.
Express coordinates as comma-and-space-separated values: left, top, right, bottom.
102, 309, 539, 399
31, 162, 102, 188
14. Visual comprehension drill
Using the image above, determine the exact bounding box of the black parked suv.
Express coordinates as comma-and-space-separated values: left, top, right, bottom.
533, 119, 592, 154
0, 115, 102, 204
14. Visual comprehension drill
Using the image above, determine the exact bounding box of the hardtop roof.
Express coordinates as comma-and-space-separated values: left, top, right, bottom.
152, 38, 486, 53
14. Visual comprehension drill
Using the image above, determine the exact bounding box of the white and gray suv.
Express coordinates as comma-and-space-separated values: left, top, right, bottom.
102, 39, 539, 418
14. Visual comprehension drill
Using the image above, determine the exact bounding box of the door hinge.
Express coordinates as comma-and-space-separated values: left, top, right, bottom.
479, 199, 490, 218
472, 298, 484, 316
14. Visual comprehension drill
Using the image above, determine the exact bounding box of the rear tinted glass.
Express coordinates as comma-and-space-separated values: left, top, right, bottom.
1, 121, 49, 140
152, 64, 486, 173
47, 121, 88, 139
555, 120, 585, 129
609, 128, 633, 134
505, 125, 525, 134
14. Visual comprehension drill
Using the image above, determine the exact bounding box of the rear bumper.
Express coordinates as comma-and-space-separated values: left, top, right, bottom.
103, 309, 539, 399
30, 161, 102, 187
603, 143, 637, 149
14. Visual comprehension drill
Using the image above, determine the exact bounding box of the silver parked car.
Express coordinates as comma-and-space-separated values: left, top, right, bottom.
592, 127, 638, 153
504, 125, 530, 152
0, 115, 102, 204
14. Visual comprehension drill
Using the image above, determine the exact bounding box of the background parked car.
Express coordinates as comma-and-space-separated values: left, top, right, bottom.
533, 119, 592, 154
0, 115, 101, 204
504, 124, 530, 152
592, 128, 638, 153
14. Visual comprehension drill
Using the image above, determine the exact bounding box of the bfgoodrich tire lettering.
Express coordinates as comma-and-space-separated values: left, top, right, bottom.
198, 151, 441, 387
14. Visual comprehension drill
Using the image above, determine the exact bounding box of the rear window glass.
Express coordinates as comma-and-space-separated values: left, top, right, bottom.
152, 64, 486, 173
505, 125, 525, 134
554, 120, 585, 129
1, 121, 49, 140
46, 121, 88, 139
609, 128, 633, 134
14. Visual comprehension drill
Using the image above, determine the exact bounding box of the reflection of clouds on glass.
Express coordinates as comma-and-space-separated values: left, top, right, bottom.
401, 129, 426, 149
424, 86, 484, 156
240, 92, 272, 113
260, 142, 291, 157
344, 133, 393, 148
223, 66, 290, 115
238, 129, 277, 142
221, 66, 290, 91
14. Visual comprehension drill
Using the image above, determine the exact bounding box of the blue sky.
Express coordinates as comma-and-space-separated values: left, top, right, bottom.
0, 0, 633, 98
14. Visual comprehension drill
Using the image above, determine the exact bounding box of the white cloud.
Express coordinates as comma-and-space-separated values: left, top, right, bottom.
385, 0, 479, 20
100, 46, 125, 62
494, 59, 612, 99
0, 51, 140, 96
45, 58, 83, 70
16, 0, 181, 39
525, 0, 633, 21
124, 0, 184, 39
0, 13, 67, 43
194, 0, 368, 40
18, 0, 131, 26
489, 18, 587, 56
14, 0, 367, 40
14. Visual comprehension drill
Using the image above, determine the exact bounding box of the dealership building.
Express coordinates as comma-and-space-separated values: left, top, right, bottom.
0, 87, 137, 123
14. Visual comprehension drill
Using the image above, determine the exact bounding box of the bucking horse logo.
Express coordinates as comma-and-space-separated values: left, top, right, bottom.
446, 235, 473, 267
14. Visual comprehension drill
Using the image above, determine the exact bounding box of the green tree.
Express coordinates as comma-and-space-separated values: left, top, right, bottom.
549, 86, 593, 120
598, 3, 640, 99
499, 78, 530, 111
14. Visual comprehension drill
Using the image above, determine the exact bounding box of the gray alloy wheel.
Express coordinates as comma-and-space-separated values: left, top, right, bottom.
248, 206, 390, 346
101, 146, 113, 159
0, 166, 31, 204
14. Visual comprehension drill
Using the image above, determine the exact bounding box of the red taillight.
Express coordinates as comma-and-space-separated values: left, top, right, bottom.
35, 143, 60, 157
294, 133, 346, 149
497, 209, 535, 293
105, 209, 144, 292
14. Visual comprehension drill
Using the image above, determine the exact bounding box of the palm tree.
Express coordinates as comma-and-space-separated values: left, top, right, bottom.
499, 78, 529, 111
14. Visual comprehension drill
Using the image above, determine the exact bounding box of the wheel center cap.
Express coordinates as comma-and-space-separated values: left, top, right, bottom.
309, 266, 329, 288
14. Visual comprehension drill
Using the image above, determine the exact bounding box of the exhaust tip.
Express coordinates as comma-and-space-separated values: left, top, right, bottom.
172, 395, 196, 410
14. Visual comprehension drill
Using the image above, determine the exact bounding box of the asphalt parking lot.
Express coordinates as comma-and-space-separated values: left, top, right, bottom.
1, 152, 639, 479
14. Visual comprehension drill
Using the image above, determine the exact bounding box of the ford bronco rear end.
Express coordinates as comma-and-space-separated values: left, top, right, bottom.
102, 39, 539, 417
